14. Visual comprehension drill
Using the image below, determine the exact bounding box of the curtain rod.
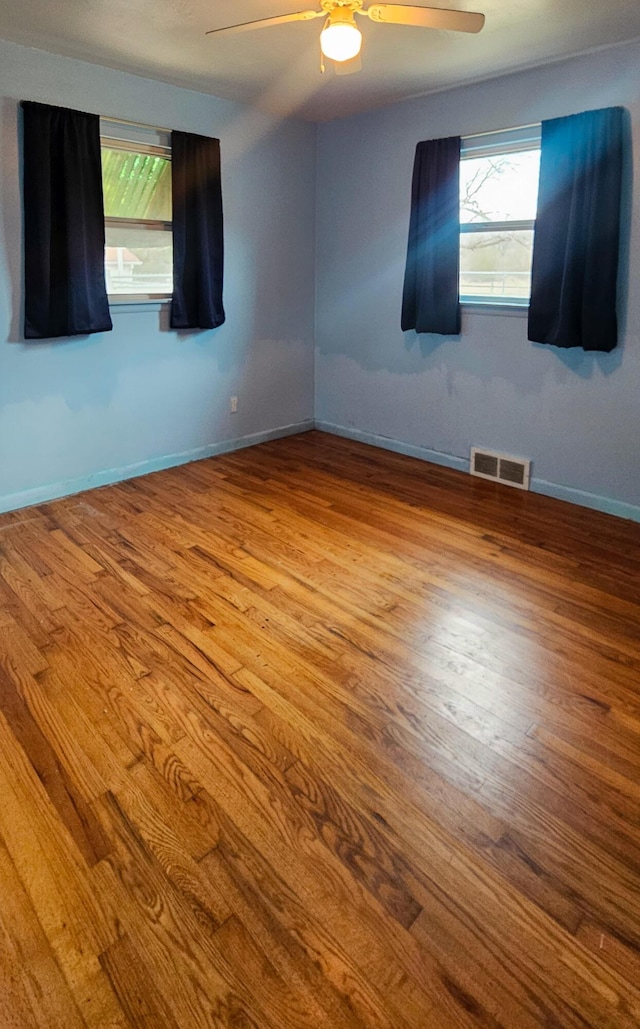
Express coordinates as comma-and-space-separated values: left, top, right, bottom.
25, 103, 538, 141
100, 114, 173, 134
463, 121, 540, 140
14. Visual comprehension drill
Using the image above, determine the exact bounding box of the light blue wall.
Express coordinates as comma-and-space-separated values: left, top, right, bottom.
0, 39, 316, 511
315, 43, 640, 515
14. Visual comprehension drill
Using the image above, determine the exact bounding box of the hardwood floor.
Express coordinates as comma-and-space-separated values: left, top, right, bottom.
1, 429, 640, 1028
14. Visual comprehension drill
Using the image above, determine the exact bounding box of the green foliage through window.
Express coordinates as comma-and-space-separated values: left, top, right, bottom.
101, 147, 171, 221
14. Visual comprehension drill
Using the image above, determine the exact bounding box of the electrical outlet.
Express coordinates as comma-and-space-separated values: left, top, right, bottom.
230, 396, 238, 413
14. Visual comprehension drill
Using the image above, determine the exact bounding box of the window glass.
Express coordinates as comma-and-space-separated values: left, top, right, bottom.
101, 128, 172, 300
460, 229, 534, 302
459, 138, 540, 305
460, 150, 540, 223
104, 225, 173, 296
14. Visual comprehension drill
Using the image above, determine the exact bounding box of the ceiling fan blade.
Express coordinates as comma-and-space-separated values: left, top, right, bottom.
333, 54, 363, 76
365, 5, 485, 33
206, 10, 323, 37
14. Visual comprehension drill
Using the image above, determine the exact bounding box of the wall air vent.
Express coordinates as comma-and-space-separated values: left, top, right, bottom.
470, 448, 531, 491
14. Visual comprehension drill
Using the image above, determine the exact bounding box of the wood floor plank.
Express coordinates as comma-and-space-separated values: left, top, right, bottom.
0, 839, 87, 1029
112, 763, 230, 919
0, 923, 42, 1029
99, 934, 180, 1028
198, 845, 375, 1029
0, 664, 111, 867
200, 821, 441, 1029
0, 713, 120, 1021
93, 791, 283, 1029
0, 430, 639, 1026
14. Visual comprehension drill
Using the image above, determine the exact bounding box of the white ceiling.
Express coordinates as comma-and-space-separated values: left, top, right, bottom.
1, 0, 640, 121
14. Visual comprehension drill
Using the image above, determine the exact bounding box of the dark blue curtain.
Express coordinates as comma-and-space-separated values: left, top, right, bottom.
171, 131, 225, 331
528, 107, 624, 353
22, 102, 112, 340
401, 135, 461, 336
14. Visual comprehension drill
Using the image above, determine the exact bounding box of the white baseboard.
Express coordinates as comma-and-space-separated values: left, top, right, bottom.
315, 420, 640, 524
0, 420, 314, 514
314, 420, 468, 473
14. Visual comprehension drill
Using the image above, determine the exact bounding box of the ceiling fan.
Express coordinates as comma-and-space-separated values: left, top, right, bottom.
206, 2, 485, 72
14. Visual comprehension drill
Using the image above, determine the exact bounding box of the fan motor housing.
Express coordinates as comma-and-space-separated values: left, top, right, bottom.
320, 1, 365, 12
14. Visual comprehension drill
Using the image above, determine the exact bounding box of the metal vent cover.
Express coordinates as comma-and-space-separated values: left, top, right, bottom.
473, 451, 499, 478
499, 458, 526, 485
470, 448, 531, 490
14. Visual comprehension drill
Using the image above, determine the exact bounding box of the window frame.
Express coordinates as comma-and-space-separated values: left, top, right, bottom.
459, 124, 541, 309
100, 120, 173, 304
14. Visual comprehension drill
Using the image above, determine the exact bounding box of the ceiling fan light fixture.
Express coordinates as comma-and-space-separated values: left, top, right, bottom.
320, 10, 362, 62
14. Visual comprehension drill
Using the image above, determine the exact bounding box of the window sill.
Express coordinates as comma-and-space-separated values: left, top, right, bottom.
461, 301, 529, 317
108, 296, 171, 313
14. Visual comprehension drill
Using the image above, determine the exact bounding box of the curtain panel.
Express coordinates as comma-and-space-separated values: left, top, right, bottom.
401, 135, 461, 336
171, 131, 225, 331
528, 106, 624, 353
22, 101, 112, 340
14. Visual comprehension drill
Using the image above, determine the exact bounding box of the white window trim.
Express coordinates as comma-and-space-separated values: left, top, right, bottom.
460, 123, 541, 309
100, 119, 173, 305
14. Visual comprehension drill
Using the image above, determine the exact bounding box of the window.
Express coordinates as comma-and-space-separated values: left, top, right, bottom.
100, 120, 172, 300
459, 125, 541, 306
